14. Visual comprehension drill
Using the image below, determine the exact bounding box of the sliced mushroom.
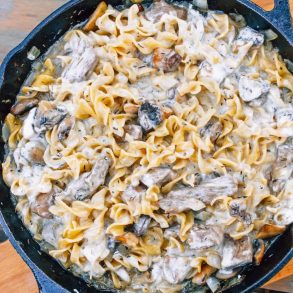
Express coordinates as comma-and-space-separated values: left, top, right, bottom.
11, 98, 39, 116
256, 224, 286, 239
221, 236, 253, 269
216, 268, 240, 280
254, 239, 265, 265
200, 117, 223, 143
239, 76, 270, 102
58, 151, 111, 201
192, 264, 216, 285
31, 191, 54, 219
159, 175, 237, 212
237, 27, 264, 47
140, 167, 176, 187
153, 48, 182, 73
19, 140, 46, 165
187, 224, 224, 250
229, 198, 251, 225
83, 1, 107, 32
133, 215, 151, 237
163, 256, 193, 284
57, 116, 75, 141
34, 101, 67, 133
138, 102, 163, 133
144, 0, 187, 23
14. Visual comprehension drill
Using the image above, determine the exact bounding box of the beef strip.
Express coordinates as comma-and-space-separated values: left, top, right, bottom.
221, 236, 253, 269
11, 98, 39, 116
200, 117, 223, 143
58, 151, 111, 201
187, 224, 224, 250
159, 175, 237, 213
140, 167, 176, 187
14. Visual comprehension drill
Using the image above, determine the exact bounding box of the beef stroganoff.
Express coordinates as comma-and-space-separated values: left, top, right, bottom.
2, 0, 293, 291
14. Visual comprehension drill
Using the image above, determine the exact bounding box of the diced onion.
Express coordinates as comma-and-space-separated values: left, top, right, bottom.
192, 0, 208, 10
27, 46, 40, 61
206, 276, 221, 293
263, 29, 278, 41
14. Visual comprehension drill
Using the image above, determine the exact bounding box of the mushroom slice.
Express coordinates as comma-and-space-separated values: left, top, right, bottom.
237, 27, 264, 47
229, 198, 251, 225
153, 48, 182, 73
133, 215, 152, 237
221, 236, 253, 269
187, 224, 224, 250
31, 191, 55, 219
163, 256, 193, 284
59, 151, 111, 201
200, 117, 223, 143
145, 0, 187, 23
34, 101, 67, 133
254, 239, 265, 265
256, 224, 286, 239
83, 1, 108, 32
192, 264, 216, 285
11, 98, 39, 116
239, 76, 270, 102
57, 116, 75, 141
19, 140, 46, 165
140, 167, 176, 187
138, 102, 163, 133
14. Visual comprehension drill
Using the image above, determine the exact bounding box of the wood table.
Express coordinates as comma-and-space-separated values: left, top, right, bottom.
0, 0, 292, 292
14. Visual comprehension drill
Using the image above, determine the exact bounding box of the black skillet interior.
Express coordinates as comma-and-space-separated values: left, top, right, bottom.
0, 0, 292, 292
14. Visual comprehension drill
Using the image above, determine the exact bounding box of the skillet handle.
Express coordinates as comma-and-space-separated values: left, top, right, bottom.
238, 0, 293, 45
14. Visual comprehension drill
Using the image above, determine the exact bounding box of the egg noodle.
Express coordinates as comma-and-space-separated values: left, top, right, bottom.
2, 1, 293, 292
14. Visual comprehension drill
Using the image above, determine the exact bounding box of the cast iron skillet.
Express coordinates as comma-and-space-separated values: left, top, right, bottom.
0, 0, 292, 292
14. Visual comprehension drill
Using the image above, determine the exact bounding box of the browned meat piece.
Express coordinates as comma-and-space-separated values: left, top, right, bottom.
41, 218, 63, 248
237, 27, 264, 47
124, 124, 143, 140
144, 0, 187, 23
138, 102, 163, 133
11, 98, 39, 116
163, 256, 193, 284
57, 116, 75, 141
140, 167, 176, 187
200, 117, 223, 143
187, 224, 224, 250
59, 151, 111, 201
159, 175, 237, 212
229, 198, 251, 225
221, 236, 253, 269
239, 76, 270, 102
31, 192, 54, 218
133, 215, 152, 237
34, 101, 67, 133
62, 47, 98, 82
153, 48, 182, 73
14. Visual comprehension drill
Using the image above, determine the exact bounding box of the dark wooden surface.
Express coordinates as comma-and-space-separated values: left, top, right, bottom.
0, 0, 292, 292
